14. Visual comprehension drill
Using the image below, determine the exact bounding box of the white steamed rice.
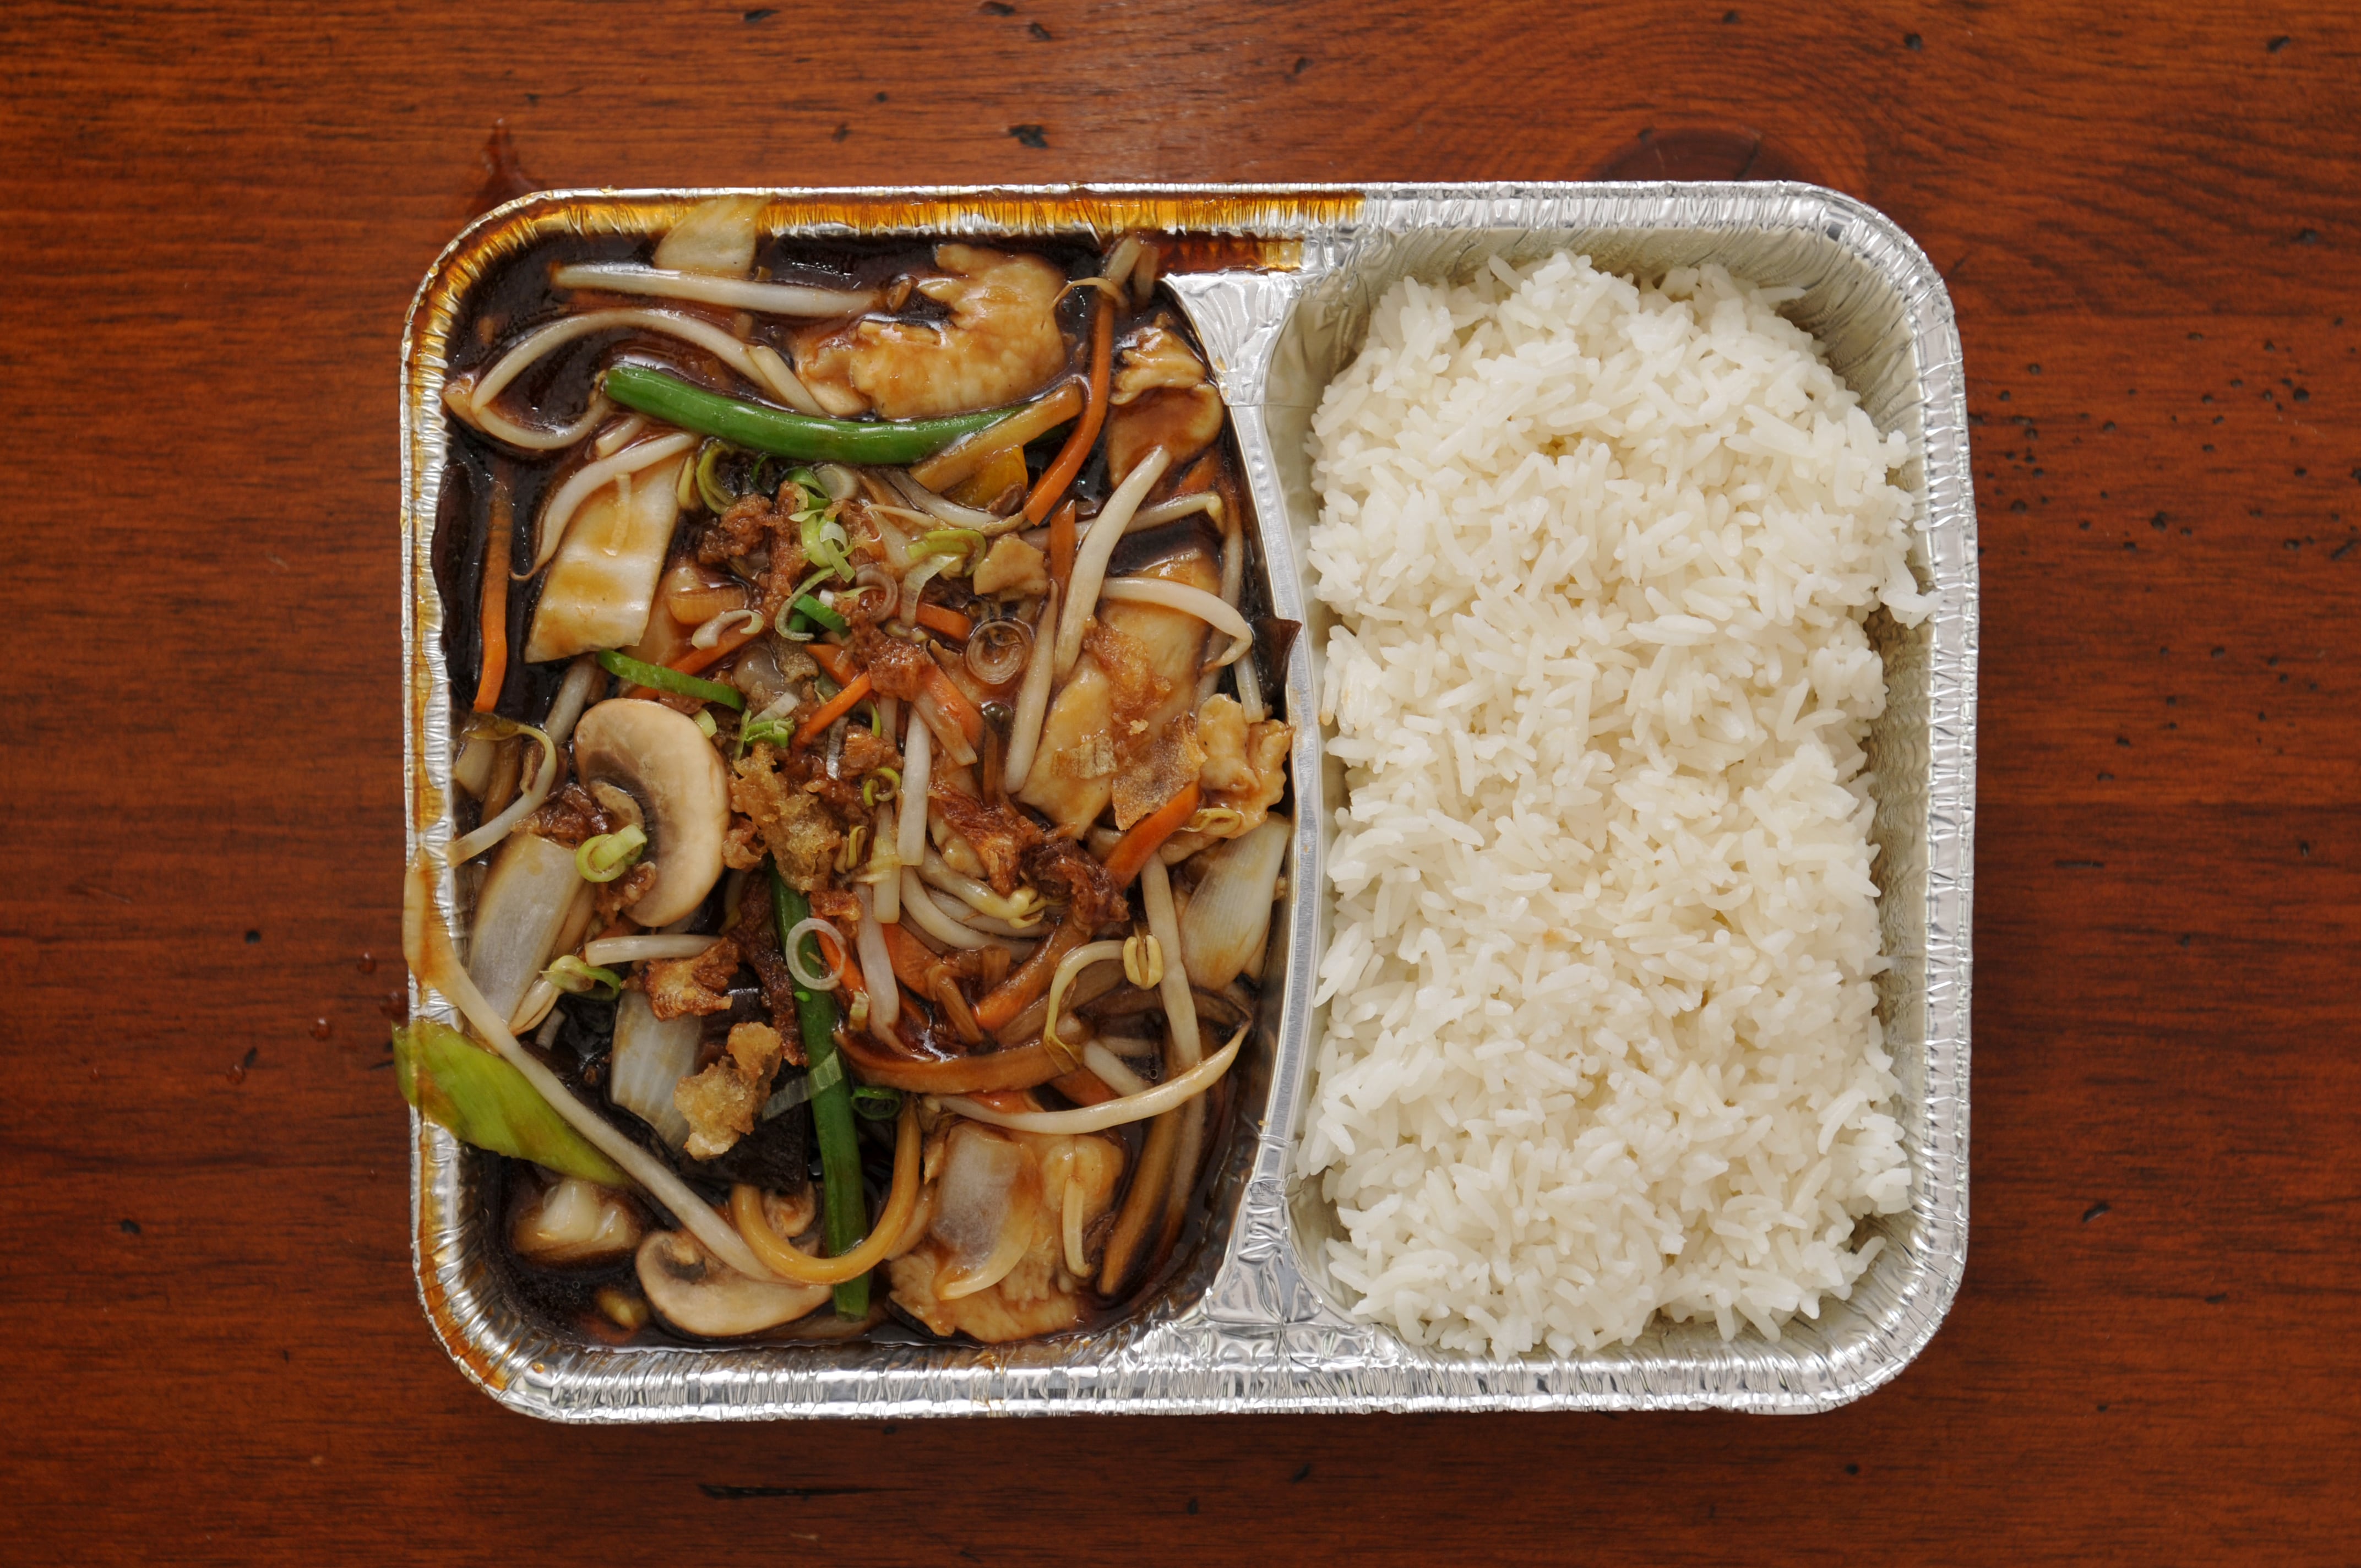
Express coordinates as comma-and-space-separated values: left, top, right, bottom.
1300, 253, 1931, 1355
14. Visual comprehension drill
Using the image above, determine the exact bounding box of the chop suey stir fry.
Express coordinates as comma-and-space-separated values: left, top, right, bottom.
399, 201, 1293, 1345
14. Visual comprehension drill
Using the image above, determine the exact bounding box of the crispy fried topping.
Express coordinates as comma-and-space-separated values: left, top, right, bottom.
640, 936, 741, 1022
928, 784, 1043, 895
673, 1020, 785, 1160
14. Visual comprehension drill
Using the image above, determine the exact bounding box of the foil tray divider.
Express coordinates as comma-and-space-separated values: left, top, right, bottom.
400, 182, 1974, 1419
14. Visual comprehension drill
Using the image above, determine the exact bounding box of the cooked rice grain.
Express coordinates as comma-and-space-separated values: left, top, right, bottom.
1301, 254, 1928, 1355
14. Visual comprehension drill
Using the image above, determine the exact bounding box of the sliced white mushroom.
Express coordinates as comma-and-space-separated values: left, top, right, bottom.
635, 1229, 831, 1338
570, 699, 729, 927
512, 1177, 644, 1265
465, 832, 592, 1023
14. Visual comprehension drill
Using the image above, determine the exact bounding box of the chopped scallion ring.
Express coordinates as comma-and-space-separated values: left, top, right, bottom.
850, 1084, 902, 1121
575, 824, 648, 883
792, 594, 848, 633
694, 710, 719, 739
595, 648, 745, 710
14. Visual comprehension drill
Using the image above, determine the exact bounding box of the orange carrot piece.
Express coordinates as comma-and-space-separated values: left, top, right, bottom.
795, 671, 874, 745
1047, 498, 1076, 594
470, 488, 512, 713
879, 922, 938, 995
808, 640, 859, 685
1103, 781, 1201, 887
975, 918, 1087, 1032
921, 663, 985, 746
1022, 294, 1113, 526
913, 602, 973, 640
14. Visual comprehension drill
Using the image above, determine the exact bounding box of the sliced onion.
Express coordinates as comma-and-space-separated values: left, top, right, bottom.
1056, 447, 1169, 677
445, 722, 558, 864
784, 917, 846, 989
855, 884, 900, 1031
943, 1025, 1245, 1134
465, 831, 587, 1022
608, 989, 698, 1150
553, 263, 877, 317
402, 856, 776, 1279
1178, 815, 1291, 990
527, 431, 699, 574
929, 1124, 1032, 1300
582, 934, 720, 966
1098, 578, 1253, 669
1001, 582, 1060, 792
965, 617, 1031, 685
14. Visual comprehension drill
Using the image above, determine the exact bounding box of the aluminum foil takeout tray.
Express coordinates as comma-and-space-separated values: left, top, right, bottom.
400, 182, 1976, 1420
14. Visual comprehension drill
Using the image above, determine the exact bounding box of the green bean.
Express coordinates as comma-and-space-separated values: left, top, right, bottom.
606, 363, 1012, 465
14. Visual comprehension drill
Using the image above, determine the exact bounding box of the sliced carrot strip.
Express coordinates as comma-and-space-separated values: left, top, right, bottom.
1047, 498, 1076, 594
808, 640, 859, 684
1022, 295, 1113, 526
1103, 781, 1201, 887
921, 663, 985, 746
795, 671, 874, 745
914, 602, 974, 640
879, 921, 938, 995
470, 485, 512, 712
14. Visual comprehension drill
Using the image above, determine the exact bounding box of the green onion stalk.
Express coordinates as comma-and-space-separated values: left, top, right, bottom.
595, 648, 744, 710
605, 363, 1014, 465
771, 863, 873, 1317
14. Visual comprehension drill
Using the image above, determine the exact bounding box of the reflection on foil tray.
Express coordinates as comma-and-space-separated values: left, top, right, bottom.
400, 183, 1976, 1419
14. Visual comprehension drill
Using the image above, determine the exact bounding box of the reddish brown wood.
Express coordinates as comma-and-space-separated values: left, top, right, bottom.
3, 1, 2357, 1562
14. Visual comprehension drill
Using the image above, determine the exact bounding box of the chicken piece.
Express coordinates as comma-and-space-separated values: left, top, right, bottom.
1106, 384, 1224, 488
1023, 837, 1129, 934
673, 1021, 786, 1159
1196, 694, 1254, 794
730, 744, 841, 891
793, 246, 1069, 420
1209, 718, 1293, 830
972, 535, 1049, 598
888, 1120, 1125, 1343
1111, 319, 1206, 405
1087, 619, 1207, 830
848, 623, 938, 702
641, 936, 741, 1021
1018, 543, 1216, 834
927, 784, 1043, 895
840, 725, 900, 780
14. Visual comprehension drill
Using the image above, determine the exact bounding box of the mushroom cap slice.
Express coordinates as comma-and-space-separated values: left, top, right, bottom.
635, 1229, 831, 1337
570, 698, 729, 928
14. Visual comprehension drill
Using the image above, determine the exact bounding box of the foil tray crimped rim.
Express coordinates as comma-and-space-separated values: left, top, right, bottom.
400, 182, 1975, 1420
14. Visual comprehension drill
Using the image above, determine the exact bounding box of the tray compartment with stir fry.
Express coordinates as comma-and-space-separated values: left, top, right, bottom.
406, 198, 1293, 1364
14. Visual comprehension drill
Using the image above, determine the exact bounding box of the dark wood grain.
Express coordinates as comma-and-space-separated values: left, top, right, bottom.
3, 2, 2357, 1562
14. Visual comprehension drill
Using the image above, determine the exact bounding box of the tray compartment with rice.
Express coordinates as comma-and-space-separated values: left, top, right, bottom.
401, 183, 1973, 1417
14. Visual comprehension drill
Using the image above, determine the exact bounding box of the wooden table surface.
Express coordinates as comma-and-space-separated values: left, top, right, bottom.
6, 2, 2356, 1561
